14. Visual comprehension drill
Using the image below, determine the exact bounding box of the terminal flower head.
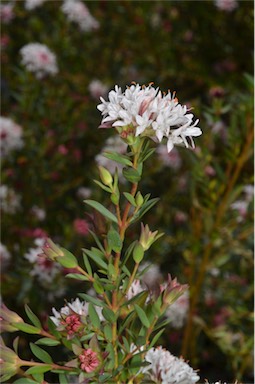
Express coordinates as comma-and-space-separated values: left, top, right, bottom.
97, 83, 202, 152
79, 348, 100, 373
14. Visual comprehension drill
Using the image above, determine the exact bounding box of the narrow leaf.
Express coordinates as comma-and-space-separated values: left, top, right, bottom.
25, 305, 42, 328
35, 338, 60, 347
149, 328, 165, 347
30, 343, 53, 364
103, 152, 133, 166
123, 192, 137, 207
13, 322, 41, 334
88, 303, 101, 329
26, 365, 52, 375
84, 200, 118, 224
65, 273, 89, 281
79, 293, 106, 308
134, 305, 150, 328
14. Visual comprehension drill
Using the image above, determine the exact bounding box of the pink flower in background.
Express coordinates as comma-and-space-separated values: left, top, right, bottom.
0, 117, 24, 158
58, 144, 69, 155
174, 210, 188, 224
20, 43, 58, 79
215, 0, 238, 12
89, 80, 109, 100
79, 349, 99, 373
0, 3, 14, 24
61, 0, 99, 32
30, 206, 46, 221
73, 218, 90, 235
204, 165, 216, 177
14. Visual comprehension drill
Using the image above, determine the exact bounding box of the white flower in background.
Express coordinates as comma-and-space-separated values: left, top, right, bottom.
76, 186, 92, 199
89, 80, 109, 100
230, 184, 254, 222
95, 135, 127, 176
20, 43, 58, 79
214, 0, 238, 12
0, 117, 24, 158
142, 346, 199, 384
139, 262, 162, 289
61, 0, 99, 32
0, 3, 14, 24
24, 0, 47, 10
0, 185, 21, 214
165, 290, 189, 328
156, 145, 182, 170
30, 205, 46, 221
24, 238, 62, 284
126, 279, 146, 301
50, 297, 104, 325
97, 84, 201, 153
0, 242, 11, 270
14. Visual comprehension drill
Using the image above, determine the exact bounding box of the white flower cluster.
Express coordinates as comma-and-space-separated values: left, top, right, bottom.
20, 43, 58, 79
230, 184, 254, 222
50, 297, 104, 325
0, 185, 21, 214
61, 0, 99, 32
0, 242, 11, 270
0, 117, 24, 158
214, 0, 238, 12
24, 238, 62, 285
97, 84, 202, 152
165, 290, 189, 329
24, 0, 47, 10
142, 346, 199, 384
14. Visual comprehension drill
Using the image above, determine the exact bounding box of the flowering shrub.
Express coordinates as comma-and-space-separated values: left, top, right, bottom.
1, 1, 253, 382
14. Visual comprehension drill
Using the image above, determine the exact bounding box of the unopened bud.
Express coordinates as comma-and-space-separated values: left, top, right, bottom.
98, 166, 113, 187
133, 242, 144, 263
135, 192, 144, 207
0, 304, 24, 333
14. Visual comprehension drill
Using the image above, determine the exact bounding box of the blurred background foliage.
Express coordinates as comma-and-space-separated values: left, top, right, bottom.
1, 0, 254, 382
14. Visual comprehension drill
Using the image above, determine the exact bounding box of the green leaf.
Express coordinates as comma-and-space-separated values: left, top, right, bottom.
93, 179, 112, 193
30, 343, 53, 364
123, 192, 137, 207
103, 324, 112, 341
133, 242, 144, 263
13, 379, 39, 384
88, 230, 105, 253
88, 303, 101, 329
102, 307, 117, 323
57, 248, 78, 268
79, 293, 106, 308
13, 322, 41, 334
35, 338, 60, 347
82, 252, 93, 276
130, 197, 160, 223
84, 200, 118, 224
66, 273, 89, 281
26, 365, 52, 375
85, 249, 108, 271
107, 228, 123, 252
122, 167, 141, 183
134, 305, 150, 328
149, 328, 165, 347
25, 305, 42, 328
103, 151, 133, 166
59, 373, 69, 384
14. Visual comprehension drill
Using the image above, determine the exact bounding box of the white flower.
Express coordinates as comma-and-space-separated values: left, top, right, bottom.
24, 0, 46, 10
50, 297, 104, 325
61, 0, 99, 32
31, 205, 46, 221
139, 262, 162, 289
24, 238, 62, 284
0, 185, 21, 214
165, 291, 189, 329
97, 84, 201, 152
89, 80, 109, 100
142, 346, 199, 384
126, 279, 146, 301
95, 135, 127, 176
76, 186, 92, 199
0, 242, 11, 270
20, 43, 58, 79
156, 145, 182, 170
0, 3, 14, 24
214, 0, 238, 12
0, 117, 24, 158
